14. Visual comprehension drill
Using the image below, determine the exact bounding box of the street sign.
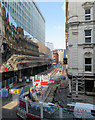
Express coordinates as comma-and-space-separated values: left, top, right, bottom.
13, 89, 19, 94
2, 89, 8, 97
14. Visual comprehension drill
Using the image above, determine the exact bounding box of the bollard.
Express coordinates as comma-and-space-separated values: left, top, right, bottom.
69, 79, 71, 93
42, 75, 44, 81
42, 92, 43, 101
40, 76, 41, 82
26, 99, 28, 113
35, 75, 37, 80
59, 107, 63, 118
32, 77, 34, 88
45, 91, 46, 97
40, 104, 43, 119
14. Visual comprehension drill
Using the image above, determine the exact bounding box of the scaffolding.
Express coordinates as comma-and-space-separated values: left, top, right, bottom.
71, 75, 86, 102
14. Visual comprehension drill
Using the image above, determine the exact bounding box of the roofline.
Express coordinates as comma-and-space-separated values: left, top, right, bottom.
33, 1, 45, 23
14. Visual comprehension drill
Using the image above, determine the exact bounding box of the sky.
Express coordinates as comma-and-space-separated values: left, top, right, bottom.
36, 2, 66, 49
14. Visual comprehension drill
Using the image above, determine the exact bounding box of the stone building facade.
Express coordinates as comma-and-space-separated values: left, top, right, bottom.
66, 0, 95, 92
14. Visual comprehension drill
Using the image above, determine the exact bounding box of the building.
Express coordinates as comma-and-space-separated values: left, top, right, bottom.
0, 2, 52, 72
53, 50, 58, 64
52, 49, 66, 64
0, 2, 53, 89
57, 49, 64, 64
63, 49, 67, 64
34, 38, 52, 59
0, 1, 47, 70
66, 1, 95, 92
2, 1, 45, 44
45, 42, 54, 51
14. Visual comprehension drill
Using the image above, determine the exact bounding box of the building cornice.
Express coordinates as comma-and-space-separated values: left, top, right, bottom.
66, 20, 95, 29
33, 1, 45, 22
82, 2, 94, 9
78, 43, 95, 49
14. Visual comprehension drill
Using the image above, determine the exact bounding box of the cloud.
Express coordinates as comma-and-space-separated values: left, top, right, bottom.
61, 2, 66, 12
53, 25, 64, 31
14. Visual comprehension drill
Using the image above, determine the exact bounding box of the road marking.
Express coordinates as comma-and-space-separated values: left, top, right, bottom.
2, 99, 18, 109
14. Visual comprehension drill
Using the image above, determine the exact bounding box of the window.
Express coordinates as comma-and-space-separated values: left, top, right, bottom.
85, 30, 91, 43
85, 9, 91, 20
91, 110, 95, 116
6, 79, 9, 86
2, 80, 5, 88
9, 78, 13, 84
13, 77, 16, 82
85, 58, 92, 72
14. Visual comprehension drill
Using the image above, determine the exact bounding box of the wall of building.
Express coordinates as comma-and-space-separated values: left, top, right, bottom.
45, 42, 54, 51
93, 1, 95, 74
34, 39, 52, 59
66, 1, 95, 77
57, 49, 64, 64
52, 49, 66, 64
2, 1, 45, 44
53, 52, 58, 64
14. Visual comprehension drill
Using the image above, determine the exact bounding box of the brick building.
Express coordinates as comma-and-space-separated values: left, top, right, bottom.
53, 50, 58, 64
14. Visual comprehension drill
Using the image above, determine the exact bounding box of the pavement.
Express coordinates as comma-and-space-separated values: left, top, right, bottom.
2, 94, 19, 119
1, 81, 33, 119
53, 80, 71, 107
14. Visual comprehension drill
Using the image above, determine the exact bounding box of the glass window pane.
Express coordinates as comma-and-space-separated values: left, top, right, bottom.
10, 78, 12, 84
85, 9, 90, 14
2, 80, 5, 88
85, 15, 91, 20
85, 37, 91, 43
85, 66, 91, 71
91, 110, 95, 117
6, 79, 9, 86
85, 30, 91, 36
13, 77, 16, 82
85, 58, 91, 64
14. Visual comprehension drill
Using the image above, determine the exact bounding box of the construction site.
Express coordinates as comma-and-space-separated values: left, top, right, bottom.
0, 1, 95, 120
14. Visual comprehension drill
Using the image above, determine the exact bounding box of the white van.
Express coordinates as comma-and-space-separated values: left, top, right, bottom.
67, 102, 95, 119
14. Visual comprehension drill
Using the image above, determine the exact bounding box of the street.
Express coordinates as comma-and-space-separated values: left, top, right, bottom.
1, 66, 95, 119
1, 66, 71, 119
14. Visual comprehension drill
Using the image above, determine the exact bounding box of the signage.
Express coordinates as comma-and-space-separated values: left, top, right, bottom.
13, 89, 19, 94
2, 89, 8, 97
19, 100, 26, 111
4, 67, 8, 71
